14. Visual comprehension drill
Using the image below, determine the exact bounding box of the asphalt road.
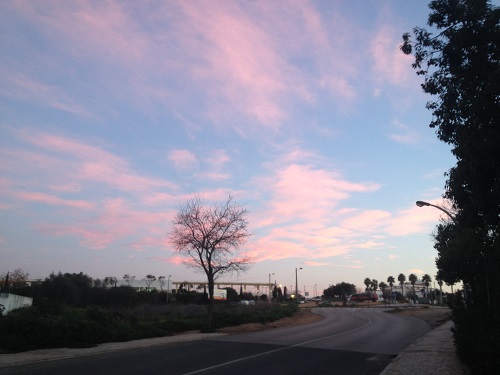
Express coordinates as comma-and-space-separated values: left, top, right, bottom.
0, 308, 432, 375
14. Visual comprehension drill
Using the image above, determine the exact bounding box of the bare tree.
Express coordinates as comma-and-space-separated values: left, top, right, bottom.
1, 268, 30, 289
169, 194, 253, 328
122, 274, 136, 287
144, 274, 156, 290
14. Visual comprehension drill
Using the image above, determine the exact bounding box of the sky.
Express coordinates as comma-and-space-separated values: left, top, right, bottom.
2, 0, 485, 295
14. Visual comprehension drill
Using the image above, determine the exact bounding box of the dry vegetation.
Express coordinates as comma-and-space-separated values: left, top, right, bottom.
218, 302, 452, 334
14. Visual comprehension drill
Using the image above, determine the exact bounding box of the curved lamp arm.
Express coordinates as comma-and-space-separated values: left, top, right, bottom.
415, 201, 454, 220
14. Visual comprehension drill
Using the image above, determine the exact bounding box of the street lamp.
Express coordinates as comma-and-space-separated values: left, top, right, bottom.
295, 267, 302, 303
166, 275, 172, 304
416, 201, 454, 220
418, 200, 491, 307
268, 273, 275, 299
416, 200, 459, 306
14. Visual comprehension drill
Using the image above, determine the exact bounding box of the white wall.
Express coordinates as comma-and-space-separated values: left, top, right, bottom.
0, 293, 33, 315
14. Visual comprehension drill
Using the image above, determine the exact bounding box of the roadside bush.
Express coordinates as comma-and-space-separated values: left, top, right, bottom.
452, 307, 500, 374
0, 301, 299, 353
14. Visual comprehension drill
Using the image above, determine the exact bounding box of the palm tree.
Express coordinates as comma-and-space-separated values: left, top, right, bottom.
387, 276, 395, 300
398, 273, 406, 297
371, 279, 378, 293
422, 274, 432, 303
436, 273, 444, 306
379, 282, 388, 302
409, 273, 417, 303
364, 278, 372, 291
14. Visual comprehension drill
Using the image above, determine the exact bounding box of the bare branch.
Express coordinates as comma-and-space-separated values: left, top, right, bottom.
168, 193, 254, 302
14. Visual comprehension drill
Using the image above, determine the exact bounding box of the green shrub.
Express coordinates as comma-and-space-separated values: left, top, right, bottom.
0, 302, 300, 353
452, 307, 500, 374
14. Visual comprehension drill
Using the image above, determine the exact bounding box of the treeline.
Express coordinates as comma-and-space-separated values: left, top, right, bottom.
5, 271, 273, 309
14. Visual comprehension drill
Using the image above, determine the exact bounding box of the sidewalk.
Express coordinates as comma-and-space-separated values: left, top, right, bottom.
381, 320, 469, 375
0, 332, 225, 368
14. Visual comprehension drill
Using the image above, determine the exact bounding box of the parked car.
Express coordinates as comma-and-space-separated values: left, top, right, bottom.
349, 292, 378, 302
307, 297, 322, 302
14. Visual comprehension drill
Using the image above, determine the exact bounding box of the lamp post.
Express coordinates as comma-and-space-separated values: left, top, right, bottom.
295, 267, 302, 303
416, 201, 453, 306
416, 201, 454, 220
166, 275, 172, 304
268, 273, 274, 300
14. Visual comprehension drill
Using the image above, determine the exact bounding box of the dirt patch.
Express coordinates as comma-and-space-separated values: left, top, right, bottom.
216, 303, 452, 334
387, 306, 452, 329
217, 303, 322, 334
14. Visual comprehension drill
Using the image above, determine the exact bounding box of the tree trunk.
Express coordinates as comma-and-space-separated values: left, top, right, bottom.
207, 277, 214, 328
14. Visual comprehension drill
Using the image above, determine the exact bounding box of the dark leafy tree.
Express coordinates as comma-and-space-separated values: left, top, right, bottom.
37, 272, 93, 307
169, 194, 253, 328
379, 281, 388, 292
240, 292, 254, 301
104, 277, 118, 288
323, 282, 356, 299
363, 278, 372, 291
224, 287, 238, 302
93, 278, 103, 288
401, 0, 500, 310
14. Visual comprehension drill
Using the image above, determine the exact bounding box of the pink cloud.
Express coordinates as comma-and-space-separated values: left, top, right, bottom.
341, 210, 392, 233
256, 164, 380, 226
246, 160, 448, 264
0, 70, 90, 116
6, 0, 372, 135
352, 240, 386, 250
0, 130, 186, 251
16, 130, 177, 195
247, 239, 310, 262
14, 1, 150, 66
408, 268, 425, 275
388, 120, 420, 144
370, 26, 414, 86
168, 255, 189, 266
168, 149, 197, 162
178, 1, 290, 128
303, 261, 331, 267
15, 191, 94, 210
206, 149, 230, 169
245, 161, 387, 262
38, 198, 172, 250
